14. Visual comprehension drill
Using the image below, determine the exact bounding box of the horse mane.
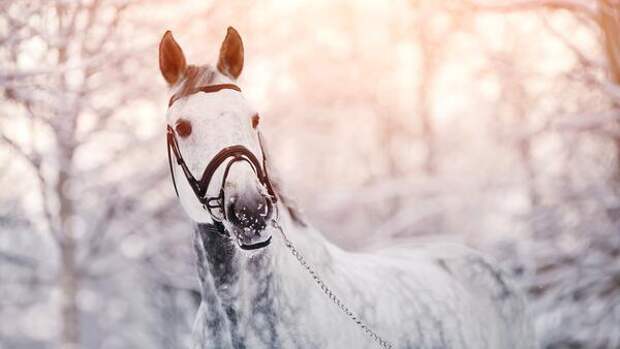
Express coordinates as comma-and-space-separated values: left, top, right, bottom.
271, 174, 307, 227
260, 134, 307, 227
173, 64, 217, 100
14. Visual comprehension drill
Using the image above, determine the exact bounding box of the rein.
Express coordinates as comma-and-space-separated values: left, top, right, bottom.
272, 221, 393, 349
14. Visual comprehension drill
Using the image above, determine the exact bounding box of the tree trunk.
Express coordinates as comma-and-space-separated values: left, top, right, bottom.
57, 165, 79, 349
418, 16, 437, 175
53, 3, 80, 346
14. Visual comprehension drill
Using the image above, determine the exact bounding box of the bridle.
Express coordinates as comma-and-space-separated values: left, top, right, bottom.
166, 83, 277, 224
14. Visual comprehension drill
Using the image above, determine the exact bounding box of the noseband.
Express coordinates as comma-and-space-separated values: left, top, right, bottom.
166, 84, 277, 223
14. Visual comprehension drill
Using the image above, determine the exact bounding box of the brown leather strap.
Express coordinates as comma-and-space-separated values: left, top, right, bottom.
168, 83, 242, 107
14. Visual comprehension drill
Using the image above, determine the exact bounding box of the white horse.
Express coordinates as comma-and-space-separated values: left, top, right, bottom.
158, 27, 536, 349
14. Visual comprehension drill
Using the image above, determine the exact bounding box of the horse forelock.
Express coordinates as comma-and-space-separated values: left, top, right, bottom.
173, 64, 217, 99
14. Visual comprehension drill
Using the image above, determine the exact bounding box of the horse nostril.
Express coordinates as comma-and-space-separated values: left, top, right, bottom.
227, 194, 269, 230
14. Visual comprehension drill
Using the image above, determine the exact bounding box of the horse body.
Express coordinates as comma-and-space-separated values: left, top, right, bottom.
158, 28, 535, 349
191, 211, 535, 349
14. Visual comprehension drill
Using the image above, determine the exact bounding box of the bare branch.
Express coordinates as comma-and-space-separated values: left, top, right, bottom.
0, 250, 37, 269
466, 0, 598, 17
0, 132, 58, 239
0, 132, 41, 169
540, 13, 601, 70
84, 1, 130, 56
553, 109, 620, 138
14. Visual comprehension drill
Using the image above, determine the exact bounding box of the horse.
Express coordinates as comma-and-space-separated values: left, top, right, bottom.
158, 27, 536, 349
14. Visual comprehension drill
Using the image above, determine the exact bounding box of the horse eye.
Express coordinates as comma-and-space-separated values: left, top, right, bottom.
251, 114, 260, 129
175, 119, 192, 138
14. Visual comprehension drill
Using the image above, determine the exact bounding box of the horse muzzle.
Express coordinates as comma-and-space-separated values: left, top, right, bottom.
224, 187, 275, 250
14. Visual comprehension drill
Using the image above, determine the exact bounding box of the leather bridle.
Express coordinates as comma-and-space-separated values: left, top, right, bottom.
166, 84, 277, 224
168, 83, 241, 107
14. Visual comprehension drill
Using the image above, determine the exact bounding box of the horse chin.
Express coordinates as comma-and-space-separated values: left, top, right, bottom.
238, 235, 272, 251
226, 224, 273, 252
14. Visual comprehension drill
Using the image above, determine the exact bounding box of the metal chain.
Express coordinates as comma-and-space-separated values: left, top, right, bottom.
271, 220, 393, 349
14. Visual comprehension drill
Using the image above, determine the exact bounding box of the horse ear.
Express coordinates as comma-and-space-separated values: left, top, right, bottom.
217, 27, 244, 80
159, 31, 187, 86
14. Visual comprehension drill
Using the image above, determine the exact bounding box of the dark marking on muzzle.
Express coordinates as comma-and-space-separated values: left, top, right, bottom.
239, 236, 272, 250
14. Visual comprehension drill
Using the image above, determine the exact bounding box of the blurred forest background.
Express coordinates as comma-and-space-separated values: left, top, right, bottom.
1, 0, 620, 348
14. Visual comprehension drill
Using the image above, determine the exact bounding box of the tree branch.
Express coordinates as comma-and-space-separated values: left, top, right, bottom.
0, 131, 59, 239
466, 0, 598, 17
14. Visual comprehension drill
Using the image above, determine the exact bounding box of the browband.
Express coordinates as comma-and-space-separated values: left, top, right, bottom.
168, 83, 242, 107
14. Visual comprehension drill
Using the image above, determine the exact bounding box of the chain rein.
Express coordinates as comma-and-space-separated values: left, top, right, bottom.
271, 220, 393, 349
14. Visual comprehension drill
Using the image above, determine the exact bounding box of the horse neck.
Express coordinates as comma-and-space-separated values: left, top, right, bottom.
191, 208, 338, 348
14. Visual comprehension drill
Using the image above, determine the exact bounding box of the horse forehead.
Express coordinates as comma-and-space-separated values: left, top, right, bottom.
167, 92, 259, 160
168, 91, 252, 122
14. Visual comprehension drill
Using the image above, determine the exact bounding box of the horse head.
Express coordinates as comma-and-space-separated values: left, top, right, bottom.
159, 27, 276, 251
